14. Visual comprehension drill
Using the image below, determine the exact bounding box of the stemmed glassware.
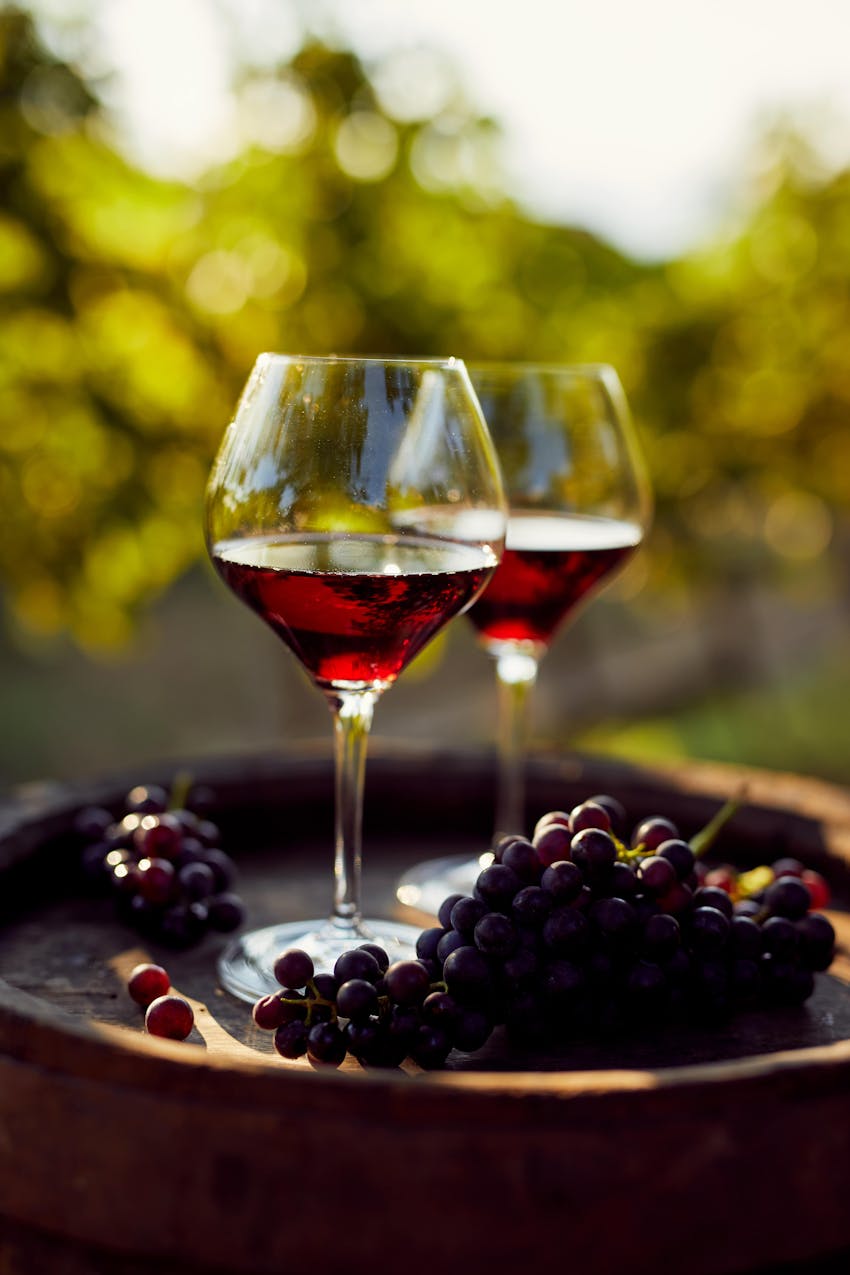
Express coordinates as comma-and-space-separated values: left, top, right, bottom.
205, 353, 506, 1001
396, 363, 652, 916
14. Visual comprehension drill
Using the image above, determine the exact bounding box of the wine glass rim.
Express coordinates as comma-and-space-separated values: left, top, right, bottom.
255, 352, 468, 370
466, 360, 621, 379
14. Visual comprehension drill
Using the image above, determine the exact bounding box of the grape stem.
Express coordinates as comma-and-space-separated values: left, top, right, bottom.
688, 788, 748, 859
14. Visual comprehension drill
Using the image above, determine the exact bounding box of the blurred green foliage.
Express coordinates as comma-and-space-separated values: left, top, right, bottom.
0, 4, 847, 660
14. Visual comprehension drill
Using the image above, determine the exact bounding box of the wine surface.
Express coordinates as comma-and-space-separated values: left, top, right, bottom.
466, 512, 641, 648
214, 533, 496, 690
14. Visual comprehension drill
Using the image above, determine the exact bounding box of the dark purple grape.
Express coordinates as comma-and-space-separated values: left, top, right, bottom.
452, 1007, 493, 1052
730, 958, 761, 1003
438, 893, 466, 929
274, 1019, 309, 1059
542, 959, 585, 1007
74, 805, 114, 840
657, 839, 696, 881
642, 912, 681, 961
795, 912, 836, 971
384, 960, 431, 1006
310, 973, 339, 1001
631, 816, 679, 851
568, 801, 612, 835
443, 946, 492, 1004
416, 927, 446, 962
765, 875, 811, 921
137, 856, 176, 905
692, 886, 734, 920
635, 855, 677, 897
450, 896, 489, 936
689, 906, 731, 955
501, 944, 539, 988
540, 860, 584, 903
626, 961, 669, 1015
511, 885, 553, 927
531, 821, 573, 867
333, 948, 381, 986
542, 907, 591, 959
156, 901, 209, 948
761, 915, 799, 959
253, 993, 291, 1030
730, 915, 762, 960
306, 1022, 347, 1067
206, 892, 246, 933
387, 1003, 422, 1049
274, 948, 315, 989
356, 943, 389, 972
570, 828, 617, 875
195, 818, 221, 848
734, 898, 762, 919
589, 897, 637, 945
422, 990, 461, 1028
436, 929, 467, 963
337, 978, 379, 1022
474, 863, 521, 912
201, 848, 237, 892
500, 838, 542, 883
588, 793, 627, 836
473, 912, 517, 957
602, 861, 640, 899
411, 1023, 453, 1069
177, 861, 216, 901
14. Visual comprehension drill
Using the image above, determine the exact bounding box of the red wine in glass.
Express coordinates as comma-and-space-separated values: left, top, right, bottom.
466, 512, 643, 651
213, 532, 495, 690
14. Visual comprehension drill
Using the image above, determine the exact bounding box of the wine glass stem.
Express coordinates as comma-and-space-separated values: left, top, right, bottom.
493, 649, 540, 840
327, 688, 377, 935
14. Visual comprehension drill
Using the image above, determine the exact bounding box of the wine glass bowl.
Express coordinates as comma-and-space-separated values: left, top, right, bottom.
396, 362, 651, 915
206, 354, 506, 1000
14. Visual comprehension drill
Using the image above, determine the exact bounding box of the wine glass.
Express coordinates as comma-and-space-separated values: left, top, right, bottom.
205, 353, 506, 1000
396, 362, 651, 915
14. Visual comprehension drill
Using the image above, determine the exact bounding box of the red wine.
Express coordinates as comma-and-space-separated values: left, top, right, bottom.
466, 513, 642, 648
213, 533, 496, 690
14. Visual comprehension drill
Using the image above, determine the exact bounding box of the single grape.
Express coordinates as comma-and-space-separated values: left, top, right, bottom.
136, 856, 176, 905
206, 892, 246, 933
306, 1022, 347, 1067
771, 857, 805, 879
500, 838, 542, 883
473, 912, 517, 957
436, 929, 467, 963
253, 993, 291, 1031
452, 1007, 493, 1052
145, 995, 194, 1041
642, 913, 681, 962
703, 866, 737, 893
764, 875, 811, 921
74, 805, 114, 841
531, 822, 573, 868
422, 990, 461, 1028
568, 801, 612, 835
474, 863, 521, 912
801, 870, 830, 911
589, 897, 637, 945
631, 816, 679, 852
688, 906, 731, 956
730, 915, 763, 960
274, 1020, 309, 1059
177, 861, 216, 901
542, 959, 586, 1007
127, 962, 170, 1008
443, 946, 492, 1004
126, 784, 169, 815
532, 811, 571, 839
384, 960, 432, 1006
511, 885, 554, 927
692, 885, 734, 920
337, 978, 379, 1022
272, 948, 314, 989
540, 860, 583, 903
795, 912, 836, 971
310, 972, 339, 1002
134, 813, 183, 860
761, 915, 799, 959
201, 848, 237, 891
542, 907, 591, 959
635, 855, 677, 897
416, 927, 446, 962
333, 948, 381, 986
570, 828, 617, 876
410, 1024, 453, 1069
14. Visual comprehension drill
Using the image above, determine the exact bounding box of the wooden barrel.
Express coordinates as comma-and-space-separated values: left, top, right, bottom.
2, 745, 850, 1275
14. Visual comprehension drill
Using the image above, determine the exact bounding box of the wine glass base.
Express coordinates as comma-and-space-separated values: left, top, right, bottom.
218, 917, 425, 1003
395, 851, 494, 919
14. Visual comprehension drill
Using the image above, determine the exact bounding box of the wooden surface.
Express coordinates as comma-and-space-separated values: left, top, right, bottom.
1, 745, 850, 1274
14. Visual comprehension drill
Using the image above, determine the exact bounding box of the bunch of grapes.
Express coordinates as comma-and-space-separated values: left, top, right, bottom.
76, 783, 246, 949
254, 792, 837, 1069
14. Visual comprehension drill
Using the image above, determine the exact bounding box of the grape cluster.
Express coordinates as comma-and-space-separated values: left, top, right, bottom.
76, 783, 246, 949
255, 793, 837, 1070
252, 944, 493, 1070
